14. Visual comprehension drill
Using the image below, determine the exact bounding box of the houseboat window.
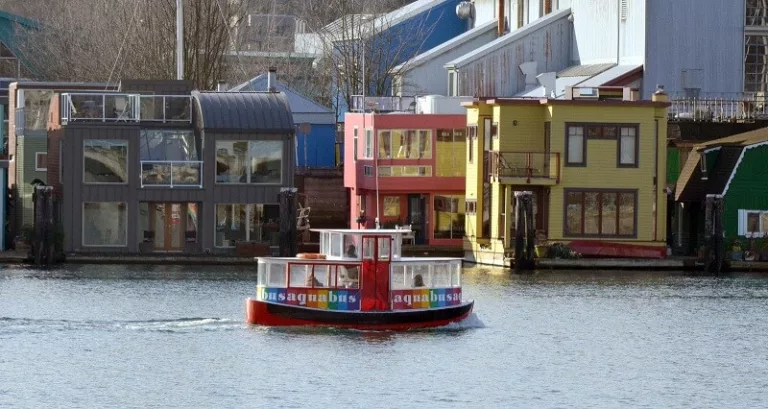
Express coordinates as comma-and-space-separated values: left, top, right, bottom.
353, 127, 358, 162
565, 190, 637, 237
215, 203, 279, 247
24, 90, 54, 130
268, 262, 287, 286
378, 130, 392, 158
140, 130, 200, 187
383, 196, 400, 217
330, 233, 343, 258
566, 126, 585, 165
215, 140, 283, 184
364, 129, 373, 158
83, 139, 128, 183
436, 129, 466, 177
82, 202, 128, 247
418, 130, 432, 159
618, 127, 638, 167
434, 195, 465, 239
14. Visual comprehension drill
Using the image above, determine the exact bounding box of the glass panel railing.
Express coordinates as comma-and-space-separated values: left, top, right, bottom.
140, 160, 202, 188
139, 96, 191, 123
62, 93, 138, 122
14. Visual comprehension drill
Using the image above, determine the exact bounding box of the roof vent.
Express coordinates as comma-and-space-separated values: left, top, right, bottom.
267, 67, 277, 93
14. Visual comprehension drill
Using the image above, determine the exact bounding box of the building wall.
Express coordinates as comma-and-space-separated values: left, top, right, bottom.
16, 134, 47, 231
644, 0, 745, 97
464, 104, 492, 242
296, 124, 337, 167
455, 13, 572, 97
398, 24, 499, 96
723, 143, 768, 241
547, 104, 668, 244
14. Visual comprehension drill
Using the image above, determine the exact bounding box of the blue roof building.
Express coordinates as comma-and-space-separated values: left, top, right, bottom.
231, 73, 338, 168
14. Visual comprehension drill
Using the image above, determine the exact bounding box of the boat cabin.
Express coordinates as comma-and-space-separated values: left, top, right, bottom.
255, 229, 463, 311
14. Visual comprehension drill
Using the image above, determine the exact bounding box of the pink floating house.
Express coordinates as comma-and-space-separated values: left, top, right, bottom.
344, 96, 469, 247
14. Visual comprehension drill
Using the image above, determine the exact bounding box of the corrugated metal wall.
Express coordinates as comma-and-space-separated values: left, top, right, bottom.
457, 17, 572, 97
644, 0, 745, 97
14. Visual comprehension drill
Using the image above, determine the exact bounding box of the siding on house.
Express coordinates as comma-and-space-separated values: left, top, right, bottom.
722, 144, 768, 240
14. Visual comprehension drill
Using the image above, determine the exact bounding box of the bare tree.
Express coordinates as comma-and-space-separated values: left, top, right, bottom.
291, 0, 438, 117
12, 0, 253, 90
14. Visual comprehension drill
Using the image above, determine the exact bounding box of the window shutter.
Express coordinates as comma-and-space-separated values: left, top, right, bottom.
738, 209, 746, 236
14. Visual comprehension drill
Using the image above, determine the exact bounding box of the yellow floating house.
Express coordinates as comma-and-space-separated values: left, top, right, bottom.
463, 86, 671, 266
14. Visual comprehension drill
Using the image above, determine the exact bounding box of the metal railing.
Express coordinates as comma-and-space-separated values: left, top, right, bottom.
669, 93, 768, 122
140, 160, 203, 188
350, 95, 417, 112
490, 151, 560, 183
60, 93, 192, 124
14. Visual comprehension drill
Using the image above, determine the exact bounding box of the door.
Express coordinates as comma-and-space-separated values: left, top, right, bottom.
407, 194, 427, 245
152, 203, 184, 251
360, 235, 392, 311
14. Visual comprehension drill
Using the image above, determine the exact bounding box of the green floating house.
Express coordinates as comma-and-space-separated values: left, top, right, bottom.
675, 127, 768, 255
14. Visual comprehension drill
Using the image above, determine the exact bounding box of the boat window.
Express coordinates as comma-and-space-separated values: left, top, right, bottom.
451, 262, 461, 287
391, 235, 401, 259
330, 233, 343, 258
314, 265, 331, 287
363, 237, 374, 260
378, 237, 391, 261
257, 261, 267, 286
407, 264, 430, 288
391, 264, 407, 289
337, 264, 360, 289
320, 232, 329, 255
343, 234, 360, 260
268, 262, 287, 286
432, 263, 451, 288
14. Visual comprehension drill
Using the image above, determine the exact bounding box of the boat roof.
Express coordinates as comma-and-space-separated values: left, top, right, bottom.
311, 228, 410, 234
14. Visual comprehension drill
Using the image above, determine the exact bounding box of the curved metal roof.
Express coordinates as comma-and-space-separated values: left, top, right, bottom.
193, 91, 294, 133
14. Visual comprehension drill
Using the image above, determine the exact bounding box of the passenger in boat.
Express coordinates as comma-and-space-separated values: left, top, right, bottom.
305, 272, 323, 287
345, 244, 358, 259
413, 274, 425, 288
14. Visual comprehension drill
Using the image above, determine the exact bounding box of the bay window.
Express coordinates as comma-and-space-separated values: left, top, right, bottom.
565, 189, 637, 237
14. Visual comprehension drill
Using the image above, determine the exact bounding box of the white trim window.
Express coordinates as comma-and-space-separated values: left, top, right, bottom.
364, 129, 373, 159
738, 209, 768, 237
35, 152, 47, 171
82, 202, 128, 247
353, 126, 359, 162
83, 139, 128, 184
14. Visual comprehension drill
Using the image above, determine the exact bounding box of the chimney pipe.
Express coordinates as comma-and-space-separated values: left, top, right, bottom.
497, 0, 505, 36
217, 81, 228, 92
267, 67, 277, 92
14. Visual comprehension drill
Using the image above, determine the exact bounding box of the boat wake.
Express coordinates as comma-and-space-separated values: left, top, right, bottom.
0, 317, 243, 334
437, 312, 486, 330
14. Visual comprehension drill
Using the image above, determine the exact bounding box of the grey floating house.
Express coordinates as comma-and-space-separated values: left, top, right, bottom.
48, 80, 295, 254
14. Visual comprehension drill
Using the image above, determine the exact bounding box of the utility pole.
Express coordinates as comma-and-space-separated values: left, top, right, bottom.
176, 0, 184, 80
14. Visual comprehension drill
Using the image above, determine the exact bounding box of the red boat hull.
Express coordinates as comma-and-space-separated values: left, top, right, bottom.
245, 298, 474, 331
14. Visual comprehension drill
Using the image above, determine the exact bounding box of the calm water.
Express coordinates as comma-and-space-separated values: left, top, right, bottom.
2, 265, 768, 408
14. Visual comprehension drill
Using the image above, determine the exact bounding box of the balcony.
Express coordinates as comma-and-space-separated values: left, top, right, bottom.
60, 93, 192, 124
140, 161, 203, 188
669, 93, 768, 122
490, 151, 560, 185
350, 95, 416, 113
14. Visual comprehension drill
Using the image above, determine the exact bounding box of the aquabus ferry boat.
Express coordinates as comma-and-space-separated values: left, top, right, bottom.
245, 229, 474, 330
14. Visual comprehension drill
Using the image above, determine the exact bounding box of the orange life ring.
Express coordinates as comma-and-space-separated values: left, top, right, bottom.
296, 253, 326, 260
